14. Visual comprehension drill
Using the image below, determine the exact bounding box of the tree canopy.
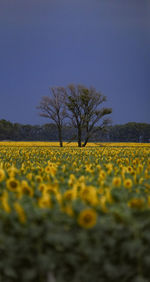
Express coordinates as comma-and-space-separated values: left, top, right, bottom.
37, 84, 112, 147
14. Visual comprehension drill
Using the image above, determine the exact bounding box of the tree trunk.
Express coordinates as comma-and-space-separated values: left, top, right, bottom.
78, 126, 82, 147
82, 136, 89, 147
58, 126, 63, 147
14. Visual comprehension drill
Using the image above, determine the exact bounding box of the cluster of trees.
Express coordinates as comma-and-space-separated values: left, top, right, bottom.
37, 84, 112, 147
0, 120, 150, 144
109, 123, 150, 142
0, 84, 149, 144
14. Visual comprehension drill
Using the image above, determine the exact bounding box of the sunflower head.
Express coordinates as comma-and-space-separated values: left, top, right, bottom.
112, 177, 121, 188
68, 174, 76, 186
45, 165, 56, 176
7, 166, 18, 177
38, 194, 51, 208
6, 178, 20, 192
124, 178, 133, 189
21, 180, 33, 197
63, 189, 76, 202
80, 186, 98, 206
38, 183, 47, 193
127, 166, 133, 174
77, 209, 97, 229
35, 175, 43, 183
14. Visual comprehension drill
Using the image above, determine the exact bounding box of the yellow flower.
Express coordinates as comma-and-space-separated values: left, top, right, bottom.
55, 191, 62, 205
139, 177, 144, 185
63, 189, 76, 201
61, 204, 74, 216
7, 166, 18, 177
1, 191, 11, 213
145, 183, 150, 189
73, 181, 85, 193
85, 164, 93, 173
38, 194, 51, 208
121, 167, 128, 179
98, 187, 104, 194
127, 166, 133, 174
96, 164, 102, 171
105, 188, 113, 203
14, 202, 26, 223
78, 175, 85, 183
137, 164, 143, 174
112, 177, 121, 187
45, 165, 56, 176
26, 173, 33, 181
106, 163, 113, 174
0, 168, 5, 182
68, 174, 76, 186
124, 178, 133, 189
6, 178, 20, 192
99, 196, 108, 213
99, 170, 106, 181
80, 186, 98, 206
77, 209, 97, 229
20, 180, 33, 197
128, 198, 145, 209
35, 175, 43, 183
46, 183, 58, 193
145, 169, 150, 179
38, 183, 47, 192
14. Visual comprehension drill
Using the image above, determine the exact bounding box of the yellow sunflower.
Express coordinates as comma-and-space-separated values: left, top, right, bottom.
68, 174, 76, 186
99, 170, 106, 181
112, 177, 121, 188
124, 178, 133, 189
46, 183, 58, 193
38, 194, 51, 208
1, 191, 11, 213
7, 166, 18, 177
55, 191, 62, 205
127, 166, 133, 174
0, 168, 5, 182
14, 202, 26, 223
77, 209, 97, 229
6, 178, 20, 192
35, 175, 43, 183
80, 186, 98, 206
63, 189, 76, 201
45, 165, 56, 177
61, 204, 74, 216
128, 198, 145, 209
20, 180, 33, 197
38, 183, 47, 193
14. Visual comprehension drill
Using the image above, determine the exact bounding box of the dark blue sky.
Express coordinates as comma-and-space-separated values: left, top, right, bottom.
0, 0, 150, 125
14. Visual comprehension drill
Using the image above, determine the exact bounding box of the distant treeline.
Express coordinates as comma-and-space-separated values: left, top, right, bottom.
0, 119, 150, 142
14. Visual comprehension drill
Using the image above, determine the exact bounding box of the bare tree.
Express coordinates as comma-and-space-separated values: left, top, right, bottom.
37, 87, 66, 147
65, 84, 112, 147
65, 84, 83, 147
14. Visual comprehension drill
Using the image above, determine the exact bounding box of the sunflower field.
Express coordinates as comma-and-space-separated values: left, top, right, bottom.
0, 142, 150, 282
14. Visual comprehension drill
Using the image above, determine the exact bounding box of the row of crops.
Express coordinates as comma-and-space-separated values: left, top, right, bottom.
0, 142, 150, 282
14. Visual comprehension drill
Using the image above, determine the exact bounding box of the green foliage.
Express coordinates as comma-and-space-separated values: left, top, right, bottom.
65, 84, 112, 146
1, 201, 150, 281
0, 119, 150, 142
